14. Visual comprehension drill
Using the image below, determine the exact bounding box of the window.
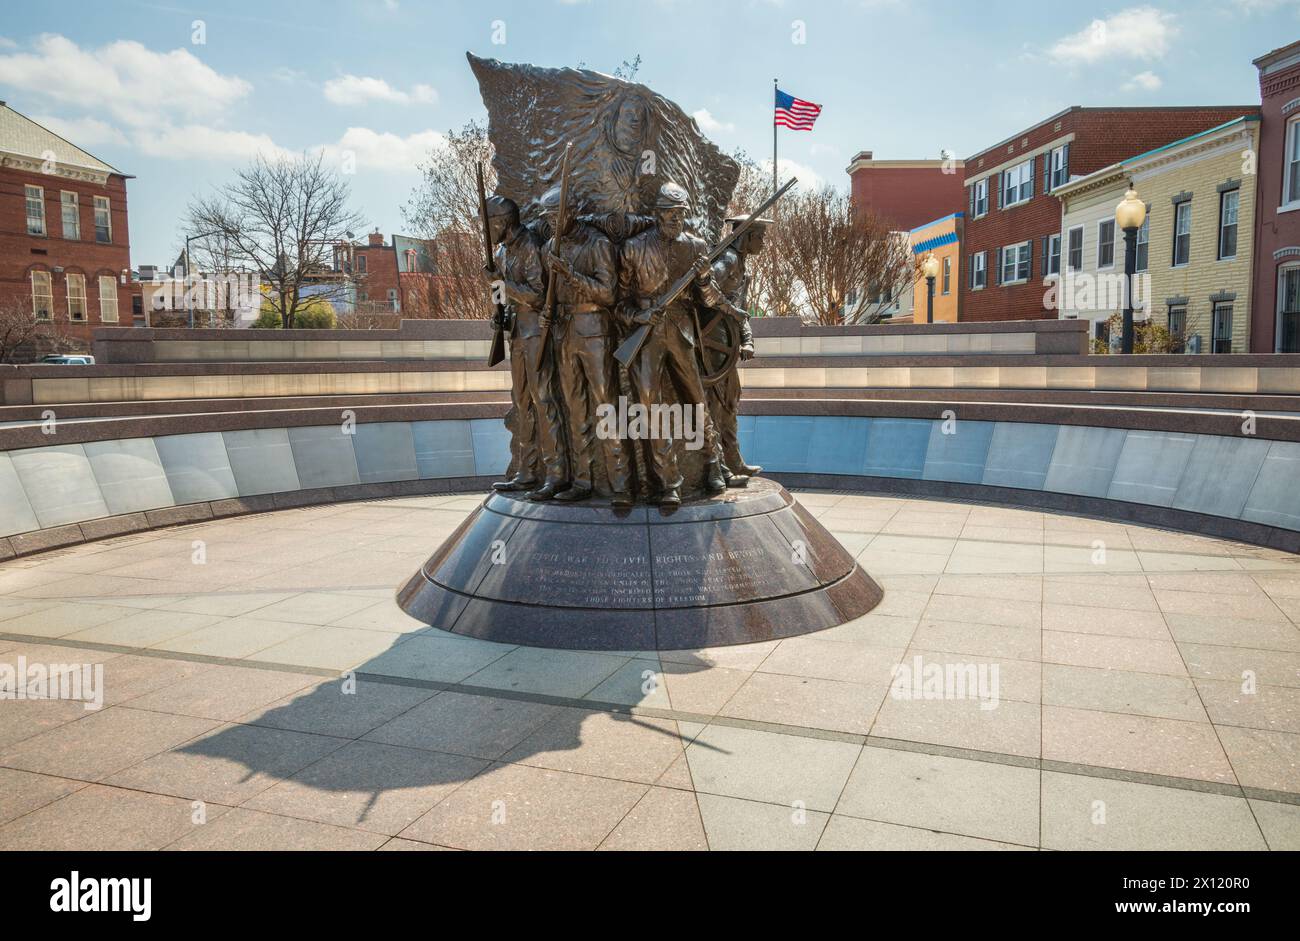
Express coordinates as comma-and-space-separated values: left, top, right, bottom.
1167, 305, 1187, 353
1281, 267, 1300, 353
941, 257, 951, 295
31, 271, 53, 320
1279, 267, 1300, 353
388, 288, 399, 312
25, 186, 45, 235
1001, 241, 1031, 283
98, 275, 119, 323
971, 251, 987, 289
972, 178, 988, 217
1172, 201, 1192, 266
1135, 214, 1149, 272
1097, 219, 1116, 269
93, 196, 112, 244
66, 273, 86, 320
60, 192, 80, 240
1046, 234, 1061, 276
357, 254, 367, 274
1048, 144, 1070, 191
1002, 160, 1033, 208
1212, 302, 1233, 353
1286, 118, 1300, 207
1067, 226, 1084, 272
1219, 189, 1239, 260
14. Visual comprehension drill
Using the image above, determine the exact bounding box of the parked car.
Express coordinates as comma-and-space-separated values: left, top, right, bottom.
39, 354, 96, 365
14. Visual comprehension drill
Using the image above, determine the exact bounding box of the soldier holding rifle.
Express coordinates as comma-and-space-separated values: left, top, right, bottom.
480, 194, 567, 495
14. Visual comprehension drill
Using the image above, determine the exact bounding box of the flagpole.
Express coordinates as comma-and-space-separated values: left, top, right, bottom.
772, 78, 778, 193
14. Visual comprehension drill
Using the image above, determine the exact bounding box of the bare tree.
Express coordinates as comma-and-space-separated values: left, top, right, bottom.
402, 120, 495, 320
726, 149, 797, 318
778, 185, 919, 325
186, 152, 365, 328
0, 296, 77, 362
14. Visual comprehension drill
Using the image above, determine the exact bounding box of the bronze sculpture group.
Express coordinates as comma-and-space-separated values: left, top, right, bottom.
485, 181, 778, 507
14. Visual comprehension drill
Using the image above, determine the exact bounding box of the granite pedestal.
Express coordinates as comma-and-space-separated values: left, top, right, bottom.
397, 478, 883, 650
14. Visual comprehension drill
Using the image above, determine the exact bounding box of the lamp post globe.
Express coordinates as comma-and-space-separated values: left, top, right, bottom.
1115, 188, 1146, 355
921, 252, 940, 325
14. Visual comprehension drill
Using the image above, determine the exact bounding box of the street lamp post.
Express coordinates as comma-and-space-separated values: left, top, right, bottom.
920, 252, 940, 325
1115, 188, 1147, 355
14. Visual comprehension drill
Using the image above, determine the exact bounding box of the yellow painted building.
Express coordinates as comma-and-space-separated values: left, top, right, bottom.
1055, 116, 1259, 352
910, 213, 963, 323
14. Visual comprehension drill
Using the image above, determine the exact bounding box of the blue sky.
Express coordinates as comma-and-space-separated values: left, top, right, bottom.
1, 0, 1296, 264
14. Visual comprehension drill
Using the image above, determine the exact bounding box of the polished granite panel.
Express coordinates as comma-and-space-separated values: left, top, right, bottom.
0, 452, 39, 537
353, 422, 419, 484
922, 419, 995, 484
807, 417, 870, 475
469, 418, 512, 476
411, 420, 476, 479
1241, 440, 1300, 532
1043, 426, 1127, 498
863, 418, 931, 479
221, 428, 301, 497
1107, 430, 1197, 508
82, 438, 176, 516
154, 432, 239, 503
10, 444, 110, 528
1172, 434, 1271, 520
286, 426, 361, 489
749, 416, 816, 473
981, 422, 1060, 491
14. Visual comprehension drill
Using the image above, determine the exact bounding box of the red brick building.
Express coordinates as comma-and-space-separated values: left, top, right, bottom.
1251, 41, 1300, 352
960, 106, 1258, 323
847, 152, 966, 231
0, 102, 133, 349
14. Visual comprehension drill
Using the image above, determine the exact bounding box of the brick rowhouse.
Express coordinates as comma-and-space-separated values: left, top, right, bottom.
1251, 40, 1300, 352
0, 102, 133, 350
960, 105, 1258, 323
847, 151, 966, 232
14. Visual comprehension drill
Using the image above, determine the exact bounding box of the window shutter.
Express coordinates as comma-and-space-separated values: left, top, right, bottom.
1025, 239, 1033, 278
1062, 143, 1070, 182
968, 185, 974, 216
1044, 153, 1051, 193
995, 247, 1003, 284
1027, 158, 1035, 200
1041, 237, 1048, 276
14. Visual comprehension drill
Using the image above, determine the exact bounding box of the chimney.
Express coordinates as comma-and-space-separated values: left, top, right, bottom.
368, 229, 384, 248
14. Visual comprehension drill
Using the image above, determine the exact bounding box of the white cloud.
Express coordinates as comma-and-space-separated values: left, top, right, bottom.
132, 123, 292, 162
1123, 70, 1163, 91
1049, 7, 1177, 66
323, 74, 437, 106
0, 34, 251, 127
32, 114, 129, 149
1233, 0, 1300, 11
760, 157, 824, 191
321, 126, 446, 172
692, 108, 734, 135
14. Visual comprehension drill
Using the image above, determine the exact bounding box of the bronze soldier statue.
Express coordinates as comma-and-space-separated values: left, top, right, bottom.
483, 195, 567, 495
708, 213, 770, 479
618, 182, 735, 507
538, 186, 632, 505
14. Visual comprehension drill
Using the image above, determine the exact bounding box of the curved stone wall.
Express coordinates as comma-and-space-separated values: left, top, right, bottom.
1, 407, 1298, 557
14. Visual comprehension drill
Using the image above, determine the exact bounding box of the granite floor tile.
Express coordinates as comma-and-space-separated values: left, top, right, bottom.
0, 767, 87, 826
1042, 631, 1186, 676
835, 745, 1039, 845
817, 814, 1032, 850
1215, 725, 1300, 792
871, 694, 1041, 758
756, 637, 904, 685
694, 793, 828, 850
244, 626, 404, 672
598, 786, 708, 851
1178, 643, 1300, 688
1040, 772, 1265, 850
1042, 664, 1208, 722
465, 647, 628, 699
719, 672, 886, 734
684, 723, 861, 811
1042, 705, 1235, 783
1250, 799, 1300, 850
243, 739, 487, 834
1042, 604, 1170, 640
363, 690, 560, 760
502, 708, 685, 784
166, 807, 386, 851
398, 762, 646, 851
911, 620, 1040, 661
1195, 679, 1300, 734
243, 677, 435, 740
125, 665, 319, 722
0, 784, 231, 851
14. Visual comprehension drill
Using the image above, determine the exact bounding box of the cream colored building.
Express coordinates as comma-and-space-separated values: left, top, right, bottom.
1054, 116, 1259, 352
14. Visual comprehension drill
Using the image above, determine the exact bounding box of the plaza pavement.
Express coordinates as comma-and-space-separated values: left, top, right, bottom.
0, 490, 1297, 851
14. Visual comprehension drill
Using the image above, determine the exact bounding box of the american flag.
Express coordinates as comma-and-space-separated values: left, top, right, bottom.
774, 88, 822, 131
